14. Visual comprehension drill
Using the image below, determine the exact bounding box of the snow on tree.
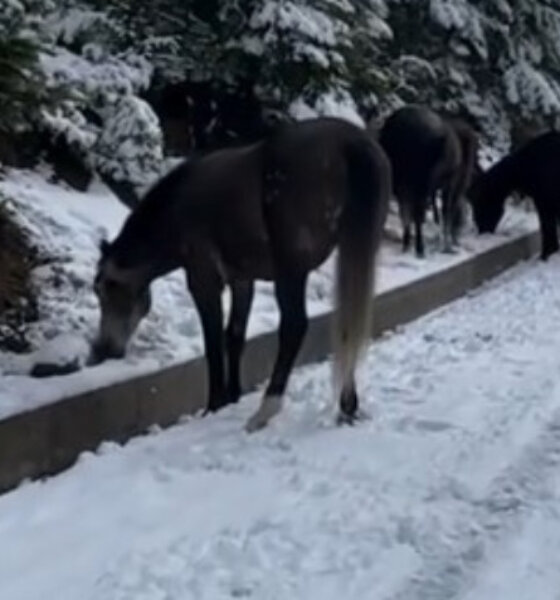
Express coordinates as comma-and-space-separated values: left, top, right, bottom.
6, 0, 560, 187
381, 0, 560, 153
93, 94, 163, 195
35, 1, 163, 191
504, 60, 560, 119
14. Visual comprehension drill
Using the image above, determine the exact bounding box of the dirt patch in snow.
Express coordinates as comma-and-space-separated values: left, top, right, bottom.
0, 199, 40, 352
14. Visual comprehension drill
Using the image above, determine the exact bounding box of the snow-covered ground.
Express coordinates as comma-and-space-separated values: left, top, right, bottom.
2, 253, 560, 600
0, 168, 537, 420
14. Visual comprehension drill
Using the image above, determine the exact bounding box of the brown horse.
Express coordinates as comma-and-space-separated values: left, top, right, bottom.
90, 117, 391, 432
432, 117, 478, 235
378, 106, 474, 256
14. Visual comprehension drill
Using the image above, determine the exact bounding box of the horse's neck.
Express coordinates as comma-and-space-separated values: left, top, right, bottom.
486, 152, 519, 197
112, 229, 182, 284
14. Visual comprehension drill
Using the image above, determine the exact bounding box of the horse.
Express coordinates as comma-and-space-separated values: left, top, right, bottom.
378, 105, 468, 257
469, 131, 560, 260
89, 117, 391, 432
430, 117, 479, 233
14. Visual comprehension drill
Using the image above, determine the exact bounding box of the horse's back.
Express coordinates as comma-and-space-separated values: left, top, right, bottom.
264, 117, 373, 159
381, 105, 446, 145
168, 118, 388, 280
260, 117, 389, 270
380, 105, 449, 187
262, 117, 387, 191
517, 130, 560, 159
513, 130, 560, 195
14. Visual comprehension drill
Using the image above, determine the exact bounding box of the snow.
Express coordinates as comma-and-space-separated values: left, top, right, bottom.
429, 0, 488, 60
93, 94, 164, 191
40, 47, 151, 100
30, 333, 88, 369
39, 44, 158, 186
245, 1, 351, 70
0, 167, 537, 420
250, 2, 348, 48
289, 89, 365, 127
43, 7, 109, 46
503, 60, 560, 116
2, 254, 560, 599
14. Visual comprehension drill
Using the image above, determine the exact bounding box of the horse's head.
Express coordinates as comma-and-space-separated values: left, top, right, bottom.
468, 173, 505, 235
89, 239, 152, 364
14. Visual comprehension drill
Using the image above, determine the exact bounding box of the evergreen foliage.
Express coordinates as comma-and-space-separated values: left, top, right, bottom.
3, 0, 560, 187
0, 0, 49, 132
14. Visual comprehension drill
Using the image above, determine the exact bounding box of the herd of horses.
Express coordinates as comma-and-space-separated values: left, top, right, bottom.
89, 104, 560, 433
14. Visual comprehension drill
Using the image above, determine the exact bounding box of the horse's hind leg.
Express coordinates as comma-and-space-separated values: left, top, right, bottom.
245, 272, 308, 432
398, 200, 412, 252
337, 376, 364, 425
441, 182, 458, 253
431, 191, 440, 224
412, 198, 426, 258
226, 280, 254, 404
451, 197, 465, 246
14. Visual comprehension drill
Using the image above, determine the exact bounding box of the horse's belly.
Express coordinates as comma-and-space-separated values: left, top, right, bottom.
222, 240, 275, 281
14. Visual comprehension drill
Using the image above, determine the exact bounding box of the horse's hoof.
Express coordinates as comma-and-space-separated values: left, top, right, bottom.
336, 408, 371, 427
245, 395, 282, 433
245, 413, 269, 433
540, 249, 558, 261
337, 411, 356, 426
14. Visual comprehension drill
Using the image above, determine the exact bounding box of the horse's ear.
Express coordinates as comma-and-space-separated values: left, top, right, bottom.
99, 238, 111, 257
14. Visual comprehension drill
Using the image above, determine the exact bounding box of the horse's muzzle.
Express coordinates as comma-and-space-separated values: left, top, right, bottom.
87, 340, 125, 365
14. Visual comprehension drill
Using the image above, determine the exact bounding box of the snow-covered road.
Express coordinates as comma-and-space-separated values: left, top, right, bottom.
3, 255, 560, 600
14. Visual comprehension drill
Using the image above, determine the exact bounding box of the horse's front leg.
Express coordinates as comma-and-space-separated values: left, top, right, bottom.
245, 272, 308, 432
226, 280, 254, 404
187, 267, 227, 413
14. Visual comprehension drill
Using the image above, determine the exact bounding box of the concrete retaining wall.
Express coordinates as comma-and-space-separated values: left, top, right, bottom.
0, 231, 540, 494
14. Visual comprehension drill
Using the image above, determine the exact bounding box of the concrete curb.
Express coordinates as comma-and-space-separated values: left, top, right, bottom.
0, 231, 540, 494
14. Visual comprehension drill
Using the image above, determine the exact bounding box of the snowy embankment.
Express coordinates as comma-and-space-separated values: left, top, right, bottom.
0, 168, 537, 420
2, 254, 560, 600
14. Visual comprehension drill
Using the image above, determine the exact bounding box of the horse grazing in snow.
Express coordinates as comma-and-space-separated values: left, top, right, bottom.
469, 130, 560, 261
378, 105, 474, 257
89, 117, 391, 432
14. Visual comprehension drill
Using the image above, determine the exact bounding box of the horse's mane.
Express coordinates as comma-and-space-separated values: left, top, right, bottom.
109, 160, 196, 267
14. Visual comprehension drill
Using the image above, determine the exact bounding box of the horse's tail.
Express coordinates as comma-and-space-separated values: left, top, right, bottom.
333, 137, 390, 397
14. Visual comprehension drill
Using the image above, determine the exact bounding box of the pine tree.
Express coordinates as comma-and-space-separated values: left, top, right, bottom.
0, 0, 48, 133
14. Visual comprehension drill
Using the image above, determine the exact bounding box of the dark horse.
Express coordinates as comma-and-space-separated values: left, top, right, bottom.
431, 117, 478, 230
469, 130, 559, 260
90, 118, 391, 432
378, 105, 474, 257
